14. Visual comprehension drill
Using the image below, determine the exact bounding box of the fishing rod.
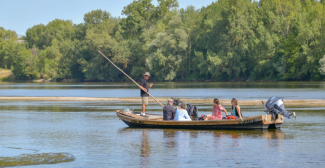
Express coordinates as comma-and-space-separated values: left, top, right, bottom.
98, 50, 164, 107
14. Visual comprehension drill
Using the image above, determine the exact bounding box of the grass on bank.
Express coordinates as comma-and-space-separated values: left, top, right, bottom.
0, 153, 75, 167
0, 69, 15, 82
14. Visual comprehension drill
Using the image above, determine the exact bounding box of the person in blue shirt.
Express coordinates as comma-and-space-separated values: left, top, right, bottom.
174, 102, 191, 121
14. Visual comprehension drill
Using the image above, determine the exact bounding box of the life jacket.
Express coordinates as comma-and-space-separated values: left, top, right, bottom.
226, 116, 237, 119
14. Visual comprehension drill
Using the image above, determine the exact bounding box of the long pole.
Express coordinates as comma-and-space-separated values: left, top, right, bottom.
98, 50, 164, 107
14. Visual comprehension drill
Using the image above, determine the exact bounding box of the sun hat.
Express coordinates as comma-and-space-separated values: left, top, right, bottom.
143, 72, 150, 76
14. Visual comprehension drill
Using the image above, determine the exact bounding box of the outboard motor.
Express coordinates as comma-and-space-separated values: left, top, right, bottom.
172, 97, 181, 106
263, 96, 295, 119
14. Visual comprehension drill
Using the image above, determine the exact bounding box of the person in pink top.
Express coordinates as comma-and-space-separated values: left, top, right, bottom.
205, 98, 228, 120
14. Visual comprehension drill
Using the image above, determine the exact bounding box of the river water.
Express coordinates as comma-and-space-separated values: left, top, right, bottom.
0, 81, 325, 99
0, 82, 325, 167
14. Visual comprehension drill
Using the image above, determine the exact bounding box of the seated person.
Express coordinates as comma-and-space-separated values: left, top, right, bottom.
205, 98, 228, 120
163, 99, 176, 120
174, 102, 191, 121
229, 98, 243, 120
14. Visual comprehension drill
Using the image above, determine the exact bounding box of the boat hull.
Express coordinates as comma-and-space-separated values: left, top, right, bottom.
116, 110, 284, 130
121, 120, 269, 130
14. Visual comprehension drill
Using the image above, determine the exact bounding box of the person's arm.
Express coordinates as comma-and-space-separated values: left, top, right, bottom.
220, 105, 227, 115
184, 110, 191, 119
149, 83, 153, 88
223, 109, 228, 116
208, 106, 215, 116
173, 109, 179, 121
139, 86, 147, 92
172, 108, 176, 120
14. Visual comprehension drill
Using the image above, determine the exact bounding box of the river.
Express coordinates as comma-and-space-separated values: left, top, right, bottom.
0, 81, 325, 99
0, 82, 325, 167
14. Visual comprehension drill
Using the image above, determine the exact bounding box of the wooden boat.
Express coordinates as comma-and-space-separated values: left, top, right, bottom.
116, 110, 285, 130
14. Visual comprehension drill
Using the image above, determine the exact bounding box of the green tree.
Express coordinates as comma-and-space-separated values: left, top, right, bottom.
84, 9, 111, 25
206, 0, 258, 80
25, 24, 46, 49
12, 48, 37, 79
78, 12, 130, 81
147, 15, 188, 81
180, 6, 199, 77
4, 0, 325, 82
121, 0, 155, 39
319, 55, 325, 75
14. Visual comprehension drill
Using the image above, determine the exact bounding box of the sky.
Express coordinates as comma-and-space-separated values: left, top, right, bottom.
0, 0, 216, 36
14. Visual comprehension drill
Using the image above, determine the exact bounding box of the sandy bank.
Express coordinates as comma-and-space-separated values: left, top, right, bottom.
0, 96, 324, 106
0, 69, 15, 82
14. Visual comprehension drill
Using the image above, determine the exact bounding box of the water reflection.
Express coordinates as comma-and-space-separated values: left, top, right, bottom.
121, 128, 286, 140
141, 129, 150, 168
262, 129, 285, 139
119, 128, 288, 167
163, 129, 176, 149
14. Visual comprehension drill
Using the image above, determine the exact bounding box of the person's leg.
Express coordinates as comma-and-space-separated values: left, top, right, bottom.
141, 97, 148, 115
142, 104, 146, 114
205, 116, 215, 121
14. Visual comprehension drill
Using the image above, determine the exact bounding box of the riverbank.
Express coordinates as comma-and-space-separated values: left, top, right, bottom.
0, 152, 75, 167
0, 96, 324, 106
0, 69, 15, 82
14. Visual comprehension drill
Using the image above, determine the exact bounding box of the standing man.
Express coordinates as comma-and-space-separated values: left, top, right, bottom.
163, 99, 176, 120
139, 72, 153, 116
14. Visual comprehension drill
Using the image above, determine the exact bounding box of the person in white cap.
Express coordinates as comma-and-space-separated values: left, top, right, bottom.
139, 72, 153, 116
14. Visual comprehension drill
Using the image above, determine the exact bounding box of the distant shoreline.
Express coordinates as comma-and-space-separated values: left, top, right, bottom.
3, 79, 325, 83
0, 96, 324, 107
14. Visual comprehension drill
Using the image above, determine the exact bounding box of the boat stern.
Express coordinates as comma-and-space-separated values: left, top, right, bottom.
262, 114, 284, 129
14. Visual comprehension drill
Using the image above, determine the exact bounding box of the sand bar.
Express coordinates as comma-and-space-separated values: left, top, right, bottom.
0, 96, 325, 106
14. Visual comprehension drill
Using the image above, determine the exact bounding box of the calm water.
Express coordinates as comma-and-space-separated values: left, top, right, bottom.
0, 81, 325, 99
0, 100, 324, 167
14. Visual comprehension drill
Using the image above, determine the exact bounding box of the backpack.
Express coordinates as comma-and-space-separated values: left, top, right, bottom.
186, 104, 198, 120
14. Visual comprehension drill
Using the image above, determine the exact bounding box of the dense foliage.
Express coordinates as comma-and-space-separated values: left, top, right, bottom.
1, 0, 325, 81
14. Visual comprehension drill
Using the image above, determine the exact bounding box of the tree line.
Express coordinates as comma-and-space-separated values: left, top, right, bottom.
1, 0, 325, 82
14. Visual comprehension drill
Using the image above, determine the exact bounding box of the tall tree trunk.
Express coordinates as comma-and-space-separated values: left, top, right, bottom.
189, 38, 191, 76
185, 49, 188, 77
